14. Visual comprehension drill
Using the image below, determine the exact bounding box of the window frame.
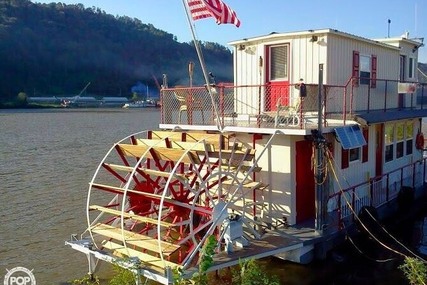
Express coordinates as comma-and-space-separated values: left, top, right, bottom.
395, 122, 404, 159
405, 121, 414, 155
408, 57, 415, 79
384, 121, 414, 163
269, 44, 289, 81
352, 51, 377, 88
349, 147, 361, 162
359, 54, 371, 85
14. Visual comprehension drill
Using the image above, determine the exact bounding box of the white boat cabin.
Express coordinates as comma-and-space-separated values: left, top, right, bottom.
160, 29, 426, 228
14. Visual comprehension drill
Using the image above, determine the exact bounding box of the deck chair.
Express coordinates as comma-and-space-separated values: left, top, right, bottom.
274, 97, 301, 127
174, 88, 205, 124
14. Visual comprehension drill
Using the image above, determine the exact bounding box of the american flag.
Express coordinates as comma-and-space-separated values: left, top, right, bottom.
187, 0, 241, 27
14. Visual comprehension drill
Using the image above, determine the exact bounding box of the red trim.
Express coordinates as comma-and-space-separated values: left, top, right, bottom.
341, 148, 349, 169
296, 140, 315, 222
375, 124, 384, 177
362, 128, 369, 163
265, 44, 290, 111
352, 50, 359, 87
416, 132, 424, 150
371, 55, 377, 88
265, 46, 270, 83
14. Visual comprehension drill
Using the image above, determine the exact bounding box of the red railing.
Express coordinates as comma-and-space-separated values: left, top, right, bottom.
327, 157, 427, 230
160, 78, 427, 129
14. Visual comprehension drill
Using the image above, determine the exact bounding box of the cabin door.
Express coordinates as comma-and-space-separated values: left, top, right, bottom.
296, 139, 315, 223
265, 44, 290, 111
375, 124, 384, 177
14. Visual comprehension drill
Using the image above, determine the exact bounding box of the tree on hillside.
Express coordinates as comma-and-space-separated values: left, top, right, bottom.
0, 0, 233, 101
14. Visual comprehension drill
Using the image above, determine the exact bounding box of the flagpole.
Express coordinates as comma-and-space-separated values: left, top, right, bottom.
181, 0, 223, 131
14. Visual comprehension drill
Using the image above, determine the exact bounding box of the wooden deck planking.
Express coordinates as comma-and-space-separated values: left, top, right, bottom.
102, 240, 181, 269
91, 223, 179, 256
210, 233, 302, 270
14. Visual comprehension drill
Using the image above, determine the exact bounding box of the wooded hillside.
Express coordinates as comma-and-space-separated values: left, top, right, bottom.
0, 0, 233, 100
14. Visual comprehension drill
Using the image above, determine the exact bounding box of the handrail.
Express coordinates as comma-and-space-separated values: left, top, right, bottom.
160, 78, 427, 129
328, 157, 427, 229
329, 157, 426, 199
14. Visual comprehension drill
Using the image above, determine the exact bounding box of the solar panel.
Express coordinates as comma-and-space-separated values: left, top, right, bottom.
334, 125, 367, 150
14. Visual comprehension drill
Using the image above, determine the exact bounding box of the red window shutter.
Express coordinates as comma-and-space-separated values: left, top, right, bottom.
362, 128, 369, 162
371, 55, 377, 88
341, 147, 349, 169
352, 50, 360, 87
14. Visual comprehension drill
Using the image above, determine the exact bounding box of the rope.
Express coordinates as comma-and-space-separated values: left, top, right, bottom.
346, 234, 397, 263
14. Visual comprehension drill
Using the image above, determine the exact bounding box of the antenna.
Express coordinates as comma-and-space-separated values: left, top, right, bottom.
387, 19, 391, 38
415, 3, 418, 37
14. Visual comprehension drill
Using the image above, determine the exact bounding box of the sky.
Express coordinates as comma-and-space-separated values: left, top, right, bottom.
32, 0, 427, 63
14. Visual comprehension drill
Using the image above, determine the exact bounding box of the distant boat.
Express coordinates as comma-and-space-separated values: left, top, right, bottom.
122, 99, 159, 108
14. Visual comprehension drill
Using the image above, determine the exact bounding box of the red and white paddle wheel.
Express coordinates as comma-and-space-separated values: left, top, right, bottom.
84, 130, 269, 272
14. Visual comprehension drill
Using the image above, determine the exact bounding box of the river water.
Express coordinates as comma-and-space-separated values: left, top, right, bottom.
0, 108, 160, 284
0, 108, 412, 284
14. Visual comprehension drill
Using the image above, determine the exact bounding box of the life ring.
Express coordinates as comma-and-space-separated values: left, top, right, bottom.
416, 132, 425, 150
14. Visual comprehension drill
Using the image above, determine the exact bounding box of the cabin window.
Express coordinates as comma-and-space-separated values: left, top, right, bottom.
400, 55, 406, 81
409, 58, 415, 79
396, 122, 404, 159
406, 121, 413, 155
352, 51, 377, 88
359, 55, 371, 85
269, 45, 288, 80
385, 121, 414, 162
384, 124, 394, 162
349, 147, 360, 162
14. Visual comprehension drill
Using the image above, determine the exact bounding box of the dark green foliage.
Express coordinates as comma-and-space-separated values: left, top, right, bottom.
0, 0, 232, 100
232, 259, 280, 285
174, 235, 218, 285
70, 274, 100, 285
108, 264, 137, 285
399, 257, 427, 285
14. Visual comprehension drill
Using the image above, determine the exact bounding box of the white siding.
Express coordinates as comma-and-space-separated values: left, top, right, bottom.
232, 30, 404, 114
325, 34, 400, 112
235, 133, 297, 224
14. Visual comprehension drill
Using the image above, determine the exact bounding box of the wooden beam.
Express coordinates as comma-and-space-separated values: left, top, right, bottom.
102, 240, 181, 269
91, 223, 179, 256
91, 182, 163, 199
103, 163, 188, 182
89, 205, 173, 228
117, 144, 201, 164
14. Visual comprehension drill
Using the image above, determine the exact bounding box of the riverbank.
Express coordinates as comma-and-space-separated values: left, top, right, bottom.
0, 102, 62, 109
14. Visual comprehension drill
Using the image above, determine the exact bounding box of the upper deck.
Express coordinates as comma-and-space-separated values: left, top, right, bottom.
160, 77, 427, 134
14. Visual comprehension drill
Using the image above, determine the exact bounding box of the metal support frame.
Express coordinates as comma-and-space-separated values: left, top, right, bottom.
65, 239, 174, 284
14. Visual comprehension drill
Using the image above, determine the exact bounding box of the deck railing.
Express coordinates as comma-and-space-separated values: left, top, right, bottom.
327, 157, 427, 230
160, 78, 427, 129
